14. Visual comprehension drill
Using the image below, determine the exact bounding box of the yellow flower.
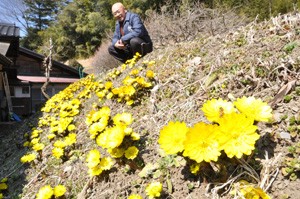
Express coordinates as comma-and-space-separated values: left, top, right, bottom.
0, 183, 7, 190
233, 180, 271, 199
201, 98, 236, 123
20, 153, 36, 163
52, 147, 64, 159
96, 125, 125, 149
145, 182, 163, 198
234, 96, 273, 122
107, 147, 125, 158
128, 194, 143, 199
105, 81, 113, 90
147, 60, 155, 68
99, 157, 115, 170
190, 162, 201, 174
130, 69, 140, 76
146, 70, 155, 78
0, 178, 7, 183
30, 138, 40, 145
65, 133, 77, 146
68, 124, 76, 131
126, 100, 134, 106
47, 133, 56, 140
0, 193, 3, 199
86, 149, 101, 168
122, 85, 136, 96
183, 122, 221, 163
218, 112, 259, 158
53, 140, 66, 148
23, 141, 30, 147
125, 146, 139, 160
88, 165, 103, 176
32, 143, 45, 152
123, 76, 136, 85
88, 117, 109, 139
135, 77, 152, 87
106, 92, 114, 99
131, 132, 140, 140
53, 184, 66, 197
31, 130, 41, 138
113, 112, 133, 126
158, 121, 189, 155
36, 185, 53, 199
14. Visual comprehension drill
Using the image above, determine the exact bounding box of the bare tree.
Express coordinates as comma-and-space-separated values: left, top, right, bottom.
41, 38, 53, 100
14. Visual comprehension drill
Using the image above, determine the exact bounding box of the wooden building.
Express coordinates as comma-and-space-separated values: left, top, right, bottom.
0, 23, 84, 121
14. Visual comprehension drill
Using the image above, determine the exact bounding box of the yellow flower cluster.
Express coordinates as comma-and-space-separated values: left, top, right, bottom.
19, 54, 158, 193
36, 184, 66, 199
20, 153, 36, 163
145, 182, 163, 199
0, 178, 8, 199
28, 77, 94, 161
159, 96, 273, 163
112, 73, 153, 105
231, 180, 271, 199
86, 149, 115, 176
21, 128, 45, 163
86, 107, 140, 161
101, 53, 155, 106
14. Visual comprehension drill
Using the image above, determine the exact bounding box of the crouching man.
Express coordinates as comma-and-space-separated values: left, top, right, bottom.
108, 2, 153, 63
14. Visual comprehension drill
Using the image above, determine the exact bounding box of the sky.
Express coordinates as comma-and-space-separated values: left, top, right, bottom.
0, 0, 27, 37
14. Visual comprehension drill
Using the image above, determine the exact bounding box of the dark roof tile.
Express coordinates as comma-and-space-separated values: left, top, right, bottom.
0, 23, 20, 37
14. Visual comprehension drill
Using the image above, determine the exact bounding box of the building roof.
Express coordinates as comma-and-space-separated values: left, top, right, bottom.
0, 53, 12, 66
0, 23, 20, 37
19, 47, 86, 77
17, 75, 79, 83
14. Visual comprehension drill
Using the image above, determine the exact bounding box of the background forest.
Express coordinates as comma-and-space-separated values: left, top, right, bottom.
0, 0, 299, 70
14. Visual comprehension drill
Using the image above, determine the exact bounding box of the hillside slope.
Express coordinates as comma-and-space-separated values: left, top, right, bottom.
1, 12, 300, 199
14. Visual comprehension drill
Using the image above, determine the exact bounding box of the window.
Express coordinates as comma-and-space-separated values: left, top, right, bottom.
14, 86, 30, 98
22, 87, 30, 94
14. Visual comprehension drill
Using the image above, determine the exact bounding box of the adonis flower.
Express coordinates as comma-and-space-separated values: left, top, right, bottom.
201, 98, 236, 123
107, 147, 125, 158
234, 96, 272, 122
113, 112, 133, 126
0, 182, 7, 190
53, 184, 66, 197
32, 143, 45, 152
128, 194, 143, 199
183, 122, 221, 163
88, 165, 103, 176
124, 146, 139, 160
158, 121, 189, 155
145, 182, 163, 199
218, 112, 259, 158
52, 147, 64, 159
89, 117, 109, 139
146, 70, 155, 79
99, 157, 115, 170
64, 133, 77, 146
96, 125, 125, 149
86, 149, 101, 169
36, 185, 53, 199
232, 180, 271, 199
20, 153, 36, 163
190, 162, 201, 174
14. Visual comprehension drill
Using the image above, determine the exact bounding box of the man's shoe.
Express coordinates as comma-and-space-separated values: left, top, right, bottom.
141, 42, 153, 56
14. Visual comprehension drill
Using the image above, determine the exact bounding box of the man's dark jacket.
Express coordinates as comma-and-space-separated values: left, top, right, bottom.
111, 11, 152, 46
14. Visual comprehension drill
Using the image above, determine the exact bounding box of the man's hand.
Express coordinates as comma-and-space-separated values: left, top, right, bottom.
114, 39, 126, 49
